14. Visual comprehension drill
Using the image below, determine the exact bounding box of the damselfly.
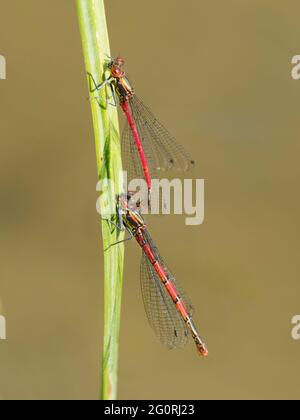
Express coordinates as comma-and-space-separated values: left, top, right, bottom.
88, 57, 195, 205
109, 194, 208, 357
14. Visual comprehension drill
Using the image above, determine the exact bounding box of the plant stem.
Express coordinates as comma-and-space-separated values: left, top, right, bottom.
76, 0, 124, 400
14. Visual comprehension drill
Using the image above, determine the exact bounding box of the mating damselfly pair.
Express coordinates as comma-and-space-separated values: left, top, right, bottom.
89, 57, 208, 356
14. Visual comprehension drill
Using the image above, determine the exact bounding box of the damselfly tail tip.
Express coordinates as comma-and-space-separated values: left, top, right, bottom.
196, 341, 208, 357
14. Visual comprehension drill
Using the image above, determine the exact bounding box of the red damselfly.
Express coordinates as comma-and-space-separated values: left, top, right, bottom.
88, 57, 195, 206
109, 194, 208, 357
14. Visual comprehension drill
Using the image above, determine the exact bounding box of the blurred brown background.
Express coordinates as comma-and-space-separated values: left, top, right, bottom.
1, 0, 300, 400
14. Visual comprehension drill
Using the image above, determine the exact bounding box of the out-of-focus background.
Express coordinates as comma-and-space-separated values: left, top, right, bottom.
1, 0, 300, 400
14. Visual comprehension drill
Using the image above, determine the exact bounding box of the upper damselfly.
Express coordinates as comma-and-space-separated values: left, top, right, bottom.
88, 57, 195, 206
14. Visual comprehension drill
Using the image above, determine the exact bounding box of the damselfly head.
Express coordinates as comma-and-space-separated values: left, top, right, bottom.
128, 192, 142, 210
118, 192, 134, 209
118, 192, 144, 215
117, 193, 128, 209
111, 57, 126, 78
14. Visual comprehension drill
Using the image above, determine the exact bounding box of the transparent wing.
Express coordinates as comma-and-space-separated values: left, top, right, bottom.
140, 253, 189, 349
131, 96, 195, 172
140, 230, 194, 350
122, 122, 158, 184
143, 230, 194, 313
122, 95, 195, 185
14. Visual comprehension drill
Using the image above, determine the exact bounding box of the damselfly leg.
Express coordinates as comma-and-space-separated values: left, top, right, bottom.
87, 72, 117, 107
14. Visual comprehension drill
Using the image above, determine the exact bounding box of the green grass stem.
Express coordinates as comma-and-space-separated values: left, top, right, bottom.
76, 0, 124, 400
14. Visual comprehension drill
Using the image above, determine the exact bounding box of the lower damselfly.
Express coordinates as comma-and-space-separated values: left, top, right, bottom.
109, 194, 208, 356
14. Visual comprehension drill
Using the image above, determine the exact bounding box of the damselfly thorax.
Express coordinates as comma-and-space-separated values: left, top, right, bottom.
110, 60, 134, 103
